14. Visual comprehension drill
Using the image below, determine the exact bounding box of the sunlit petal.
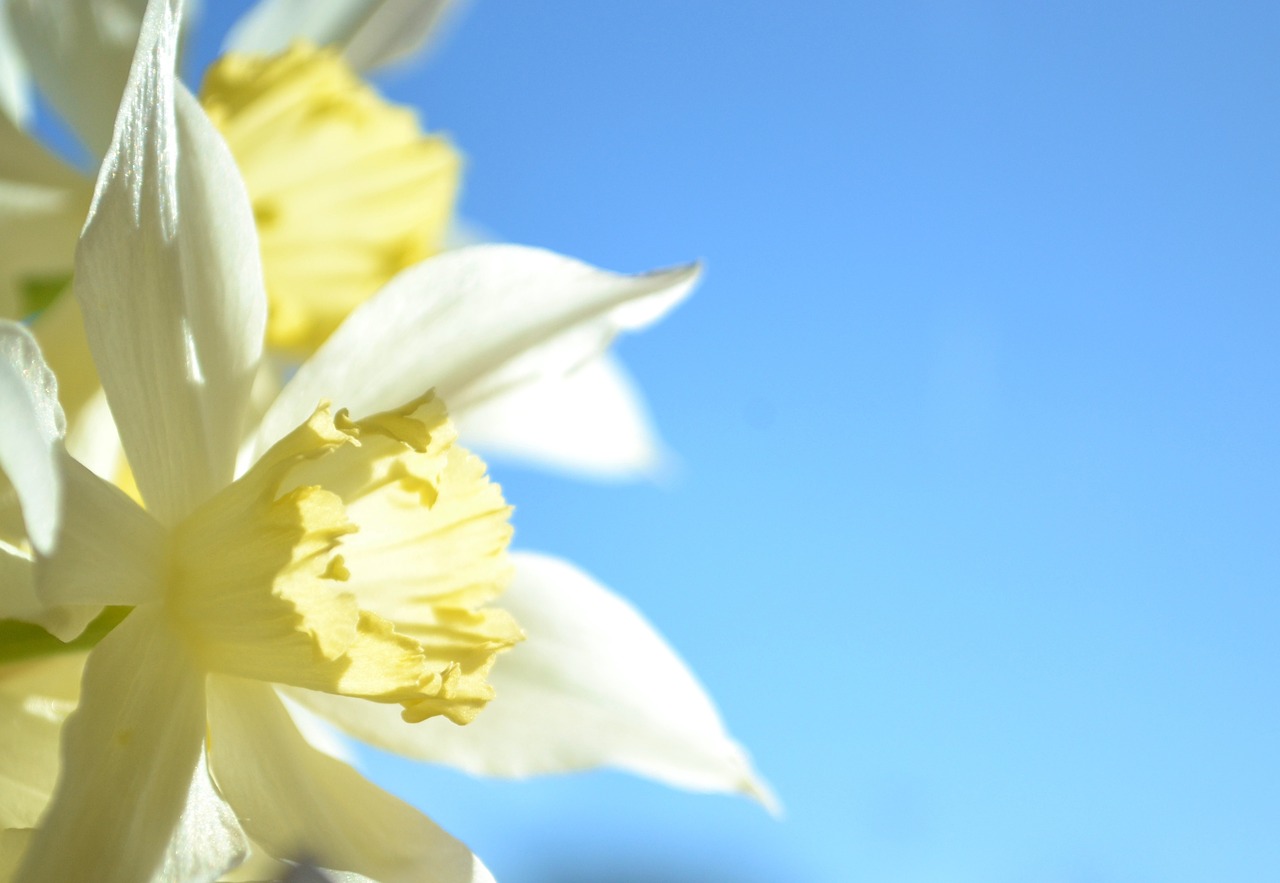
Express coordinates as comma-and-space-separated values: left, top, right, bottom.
7, 0, 149, 156
0, 681, 66, 829
291, 553, 776, 808
34, 452, 164, 611
250, 245, 698, 459
0, 9, 30, 126
455, 352, 667, 479
207, 676, 494, 883
75, 0, 266, 525
14, 607, 214, 883
0, 322, 64, 554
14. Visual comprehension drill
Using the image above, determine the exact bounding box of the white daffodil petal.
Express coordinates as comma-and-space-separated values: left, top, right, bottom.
0, 829, 32, 882
34, 452, 164, 610
75, 0, 266, 526
0, 651, 84, 703
251, 245, 698, 460
0, 322, 64, 554
0, 327, 139, 633
0, 541, 37, 619
207, 676, 493, 883
0, 541, 100, 640
0, 689, 62, 830
454, 352, 666, 479
291, 553, 774, 807
60, 389, 123, 482
0, 114, 91, 319
14, 607, 213, 883
153, 753, 249, 883
224, 0, 456, 71
0, 6, 30, 126
7, 0, 150, 157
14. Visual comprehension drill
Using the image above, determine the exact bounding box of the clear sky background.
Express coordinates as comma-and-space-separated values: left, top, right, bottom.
183, 3, 1280, 881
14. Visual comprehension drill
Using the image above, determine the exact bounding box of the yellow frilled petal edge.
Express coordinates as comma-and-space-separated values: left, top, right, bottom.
199, 42, 461, 354
168, 393, 519, 725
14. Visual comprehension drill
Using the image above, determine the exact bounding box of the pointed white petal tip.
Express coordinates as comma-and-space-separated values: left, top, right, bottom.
737, 758, 783, 817
608, 260, 702, 330
255, 245, 700, 461
288, 551, 777, 815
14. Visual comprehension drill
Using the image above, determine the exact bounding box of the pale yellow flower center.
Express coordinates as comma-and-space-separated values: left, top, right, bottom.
199, 43, 461, 354
166, 394, 520, 725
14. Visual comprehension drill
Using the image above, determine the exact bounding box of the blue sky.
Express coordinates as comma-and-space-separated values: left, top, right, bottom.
182, 3, 1280, 881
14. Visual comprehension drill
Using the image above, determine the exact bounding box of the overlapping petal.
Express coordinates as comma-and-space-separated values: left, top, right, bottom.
225, 0, 457, 72
0, 679, 66, 830
7, 0, 151, 156
207, 676, 492, 883
14, 607, 232, 883
33, 453, 164, 611
0, 117, 91, 319
455, 352, 667, 478
0, 322, 65, 554
0, 1, 771, 878
0, 324, 155, 637
248, 245, 699, 460
74, 0, 265, 526
0, 7, 30, 126
289, 553, 775, 808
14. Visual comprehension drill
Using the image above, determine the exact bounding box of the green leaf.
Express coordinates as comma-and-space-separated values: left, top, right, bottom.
0, 606, 131, 666
19, 274, 72, 317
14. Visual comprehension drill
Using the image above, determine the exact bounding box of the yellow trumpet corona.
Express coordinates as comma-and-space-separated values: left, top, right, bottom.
200, 43, 462, 353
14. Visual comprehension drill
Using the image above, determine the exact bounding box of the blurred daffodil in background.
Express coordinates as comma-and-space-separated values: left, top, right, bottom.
0, 0, 771, 879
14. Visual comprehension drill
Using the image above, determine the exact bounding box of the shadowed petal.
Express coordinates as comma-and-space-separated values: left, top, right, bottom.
14, 607, 223, 883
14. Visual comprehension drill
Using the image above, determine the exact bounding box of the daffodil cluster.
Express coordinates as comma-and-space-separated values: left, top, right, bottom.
0, 1, 770, 880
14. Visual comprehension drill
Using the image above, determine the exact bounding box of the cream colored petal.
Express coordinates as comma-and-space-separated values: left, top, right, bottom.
153, 753, 249, 883
60, 388, 122, 483
0, 322, 64, 554
250, 245, 699, 460
34, 451, 164, 614
31, 292, 103, 447
75, 0, 265, 526
454, 352, 667, 480
0, 7, 30, 126
0, 541, 101, 642
0, 688, 62, 829
225, 0, 457, 71
0, 325, 157, 627
218, 840, 289, 883
0, 116, 90, 320
0, 650, 85, 701
0, 653, 86, 833
14, 607, 217, 883
0, 829, 32, 882
207, 676, 494, 883
0, 541, 38, 622
7, 0, 149, 157
294, 552, 776, 808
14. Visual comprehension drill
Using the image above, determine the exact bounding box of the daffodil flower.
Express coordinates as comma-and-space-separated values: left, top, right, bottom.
1, 0, 769, 878
2, 0, 676, 480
